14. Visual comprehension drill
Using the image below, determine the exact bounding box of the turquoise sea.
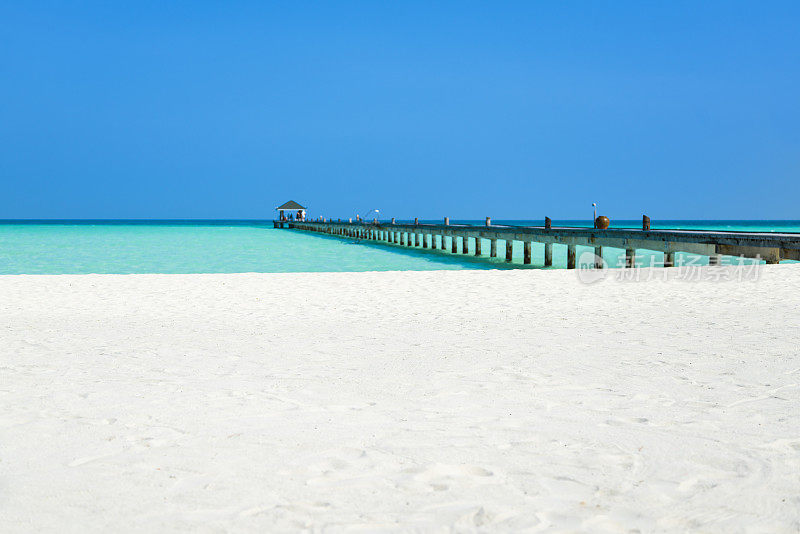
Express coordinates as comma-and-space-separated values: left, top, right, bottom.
1, 220, 798, 274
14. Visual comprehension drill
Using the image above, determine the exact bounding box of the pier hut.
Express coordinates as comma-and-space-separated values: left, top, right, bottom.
274, 201, 306, 228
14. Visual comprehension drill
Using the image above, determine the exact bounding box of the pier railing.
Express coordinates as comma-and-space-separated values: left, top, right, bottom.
282, 218, 800, 267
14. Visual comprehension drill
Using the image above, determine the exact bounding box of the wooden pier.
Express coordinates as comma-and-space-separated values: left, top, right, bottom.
284, 218, 800, 267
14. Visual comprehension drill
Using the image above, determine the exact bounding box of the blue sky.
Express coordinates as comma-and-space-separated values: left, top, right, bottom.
1, 1, 798, 220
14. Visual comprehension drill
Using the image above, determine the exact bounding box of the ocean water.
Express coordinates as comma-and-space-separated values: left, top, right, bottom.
1, 220, 797, 275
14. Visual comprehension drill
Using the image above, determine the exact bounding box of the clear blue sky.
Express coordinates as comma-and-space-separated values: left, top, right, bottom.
1, 1, 798, 220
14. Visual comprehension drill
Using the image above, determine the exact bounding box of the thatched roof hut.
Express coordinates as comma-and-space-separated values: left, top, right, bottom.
275, 200, 307, 221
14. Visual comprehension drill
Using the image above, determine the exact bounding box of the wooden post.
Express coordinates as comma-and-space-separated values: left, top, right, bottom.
422, 233, 428, 248
643, 215, 650, 231
401, 232, 406, 246
626, 248, 636, 268
444, 217, 449, 225
545, 217, 551, 230
451, 235, 458, 253
594, 246, 603, 269
461, 236, 469, 254
475, 237, 482, 256
414, 217, 419, 225
544, 243, 553, 266
490, 239, 497, 258
505, 240, 513, 262
567, 244, 576, 269
664, 251, 675, 267
485, 217, 491, 226
523, 241, 532, 264
391, 217, 396, 224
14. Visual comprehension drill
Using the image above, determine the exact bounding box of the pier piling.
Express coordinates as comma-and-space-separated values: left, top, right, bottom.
567, 245, 576, 269
506, 240, 513, 262
523, 241, 532, 264
626, 249, 636, 268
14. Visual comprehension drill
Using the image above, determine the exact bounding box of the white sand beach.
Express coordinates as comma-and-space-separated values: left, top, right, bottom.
1, 267, 799, 532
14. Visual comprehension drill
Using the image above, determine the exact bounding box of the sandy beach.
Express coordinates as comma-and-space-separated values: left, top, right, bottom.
1, 267, 799, 532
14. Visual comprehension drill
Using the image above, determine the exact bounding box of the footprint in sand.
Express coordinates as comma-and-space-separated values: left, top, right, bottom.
604, 416, 650, 426
303, 447, 380, 487
399, 463, 495, 492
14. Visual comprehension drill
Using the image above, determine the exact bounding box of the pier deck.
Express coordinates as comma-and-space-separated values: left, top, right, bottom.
284, 219, 800, 267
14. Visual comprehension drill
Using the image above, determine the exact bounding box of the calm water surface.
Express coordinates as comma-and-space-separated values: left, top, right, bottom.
1, 220, 797, 274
